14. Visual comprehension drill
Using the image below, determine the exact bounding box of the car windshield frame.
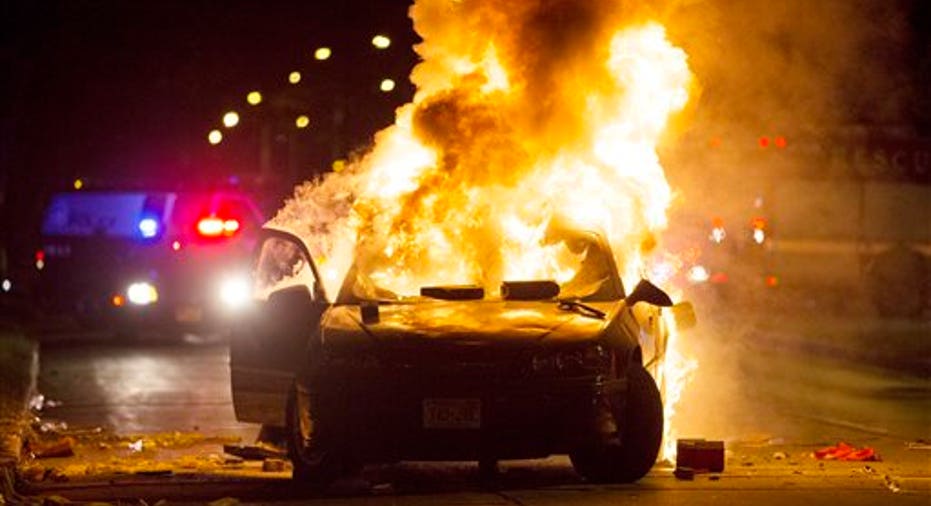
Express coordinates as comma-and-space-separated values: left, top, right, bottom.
335, 230, 626, 304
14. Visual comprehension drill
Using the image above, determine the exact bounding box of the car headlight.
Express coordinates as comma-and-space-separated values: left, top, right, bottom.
530, 345, 610, 376
127, 282, 159, 306
218, 274, 252, 309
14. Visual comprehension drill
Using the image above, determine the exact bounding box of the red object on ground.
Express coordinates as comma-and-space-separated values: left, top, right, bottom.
813, 442, 879, 461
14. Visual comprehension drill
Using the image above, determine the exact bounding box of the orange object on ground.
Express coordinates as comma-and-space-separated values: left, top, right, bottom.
29, 436, 76, 459
813, 442, 879, 461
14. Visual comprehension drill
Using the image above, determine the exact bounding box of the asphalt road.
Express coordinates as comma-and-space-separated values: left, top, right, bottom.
23, 318, 931, 504
34, 337, 257, 441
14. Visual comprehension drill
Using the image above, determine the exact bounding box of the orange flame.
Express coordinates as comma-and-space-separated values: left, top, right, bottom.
272, 0, 696, 461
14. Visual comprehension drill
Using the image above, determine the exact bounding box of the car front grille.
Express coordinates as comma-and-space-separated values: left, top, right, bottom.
378, 341, 528, 381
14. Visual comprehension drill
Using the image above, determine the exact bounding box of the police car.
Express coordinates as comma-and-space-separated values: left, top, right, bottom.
36, 188, 265, 336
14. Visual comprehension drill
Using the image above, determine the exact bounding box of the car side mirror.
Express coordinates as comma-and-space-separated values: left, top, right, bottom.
671, 302, 697, 330
626, 279, 673, 307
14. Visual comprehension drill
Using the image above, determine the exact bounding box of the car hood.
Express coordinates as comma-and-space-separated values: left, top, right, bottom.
321, 299, 617, 348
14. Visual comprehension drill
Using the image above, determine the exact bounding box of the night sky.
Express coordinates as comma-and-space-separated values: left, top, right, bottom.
2, 0, 420, 263
3, 0, 418, 187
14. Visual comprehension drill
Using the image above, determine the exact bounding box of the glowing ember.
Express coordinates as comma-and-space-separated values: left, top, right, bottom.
272, 0, 696, 461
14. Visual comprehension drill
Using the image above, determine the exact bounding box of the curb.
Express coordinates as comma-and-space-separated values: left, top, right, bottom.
0, 335, 39, 505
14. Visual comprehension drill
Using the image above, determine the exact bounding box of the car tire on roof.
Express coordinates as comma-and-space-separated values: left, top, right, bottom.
569, 364, 663, 483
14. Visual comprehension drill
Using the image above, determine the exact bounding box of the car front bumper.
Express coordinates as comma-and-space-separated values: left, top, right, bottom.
310, 370, 626, 462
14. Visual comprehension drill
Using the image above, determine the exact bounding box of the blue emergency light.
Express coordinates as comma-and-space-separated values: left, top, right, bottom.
138, 217, 160, 239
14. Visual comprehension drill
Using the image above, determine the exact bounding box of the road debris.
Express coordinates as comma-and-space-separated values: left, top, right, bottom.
223, 454, 244, 465
772, 451, 787, 460
208, 497, 240, 506
905, 440, 931, 450
19, 465, 49, 482
372, 482, 395, 495
884, 474, 902, 493
35, 420, 69, 435
28, 393, 45, 411
29, 437, 75, 459
261, 458, 287, 472
223, 443, 285, 461
673, 466, 695, 480
128, 439, 144, 453
38, 494, 70, 505
813, 442, 879, 461
676, 439, 725, 472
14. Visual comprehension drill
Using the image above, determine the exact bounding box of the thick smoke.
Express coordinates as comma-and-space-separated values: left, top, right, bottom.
664, 0, 917, 130
657, 0, 923, 441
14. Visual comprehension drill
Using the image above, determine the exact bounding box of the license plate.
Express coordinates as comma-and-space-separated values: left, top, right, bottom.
423, 398, 481, 429
175, 305, 203, 323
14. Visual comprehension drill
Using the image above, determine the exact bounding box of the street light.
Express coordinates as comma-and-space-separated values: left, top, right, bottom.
372, 34, 391, 49
222, 111, 240, 128
380, 78, 396, 92
314, 47, 332, 61
288, 71, 301, 84
295, 115, 310, 129
247, 91, 263, 106
208, 129, 223, 145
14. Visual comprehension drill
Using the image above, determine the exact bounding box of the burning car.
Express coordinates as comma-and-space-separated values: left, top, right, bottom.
230, 224, 695, 484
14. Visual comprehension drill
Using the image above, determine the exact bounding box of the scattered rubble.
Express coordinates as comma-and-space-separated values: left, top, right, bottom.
35, 421, 69, 435
673, 466, 695, 480
261, 458, 287, 472
29, 437, 75, 459
27, 394, 45, 412
223, 443, 285, 461
128, 439, 144, 453
883, 474, 901, 493
905, 440, 931, 450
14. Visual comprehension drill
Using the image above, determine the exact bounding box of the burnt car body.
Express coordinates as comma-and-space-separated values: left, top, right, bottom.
231, 226, 694, 484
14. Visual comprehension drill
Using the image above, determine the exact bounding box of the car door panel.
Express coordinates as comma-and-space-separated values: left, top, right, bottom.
230, 230, 327, 425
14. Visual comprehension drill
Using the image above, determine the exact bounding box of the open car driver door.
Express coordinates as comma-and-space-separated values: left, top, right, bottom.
230, 229, 328, 427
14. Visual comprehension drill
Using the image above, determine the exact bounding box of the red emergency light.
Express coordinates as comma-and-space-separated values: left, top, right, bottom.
196, 216, 241, 238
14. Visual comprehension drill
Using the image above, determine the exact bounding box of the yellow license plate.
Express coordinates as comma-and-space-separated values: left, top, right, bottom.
422, 398, 481, 429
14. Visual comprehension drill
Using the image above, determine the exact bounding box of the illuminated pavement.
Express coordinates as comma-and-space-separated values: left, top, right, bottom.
35, 339, 258, 441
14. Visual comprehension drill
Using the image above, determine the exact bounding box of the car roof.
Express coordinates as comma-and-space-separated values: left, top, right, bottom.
41, 189, 264, 239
